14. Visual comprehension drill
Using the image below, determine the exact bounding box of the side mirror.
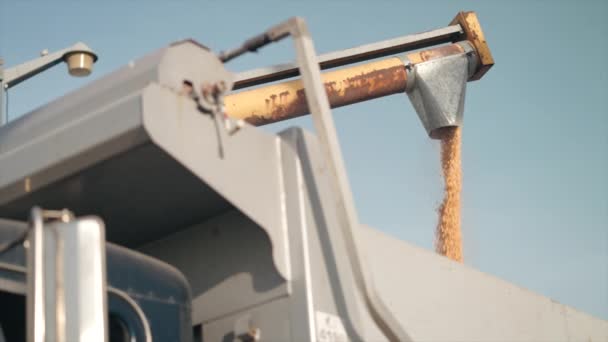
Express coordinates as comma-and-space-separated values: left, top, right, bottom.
26, 208, 108, 342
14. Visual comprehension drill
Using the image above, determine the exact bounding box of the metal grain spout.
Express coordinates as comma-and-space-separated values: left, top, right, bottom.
405, 41, 478, 139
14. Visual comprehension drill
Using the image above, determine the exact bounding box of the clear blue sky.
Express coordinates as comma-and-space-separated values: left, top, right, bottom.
2, 0, 607, 320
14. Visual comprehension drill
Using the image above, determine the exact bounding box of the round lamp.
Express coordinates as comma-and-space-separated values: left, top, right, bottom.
64, 51, 98, 77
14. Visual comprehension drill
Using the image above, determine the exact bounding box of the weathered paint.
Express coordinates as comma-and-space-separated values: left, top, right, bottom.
406, 43, 464, 65
225, 43, 467, 126
450, 11, 494, 81
224, 58, 405, 125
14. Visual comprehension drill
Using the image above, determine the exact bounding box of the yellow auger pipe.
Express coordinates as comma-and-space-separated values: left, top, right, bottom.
225, 11, 493, 126
225, 43, 467, 125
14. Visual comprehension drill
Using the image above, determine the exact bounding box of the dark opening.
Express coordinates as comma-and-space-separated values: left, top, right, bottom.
0, 291, 25, 342
109, 313, 132, 342
193, 323, 203, 342
0, 291, 134, 342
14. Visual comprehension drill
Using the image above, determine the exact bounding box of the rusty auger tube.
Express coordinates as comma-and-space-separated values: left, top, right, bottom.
224, 43, 467, 125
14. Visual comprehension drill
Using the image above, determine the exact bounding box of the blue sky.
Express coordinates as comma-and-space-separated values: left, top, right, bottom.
1, 0, 607, 320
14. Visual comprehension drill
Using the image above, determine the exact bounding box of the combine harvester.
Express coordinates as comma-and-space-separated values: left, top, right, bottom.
0, 11, 606, 342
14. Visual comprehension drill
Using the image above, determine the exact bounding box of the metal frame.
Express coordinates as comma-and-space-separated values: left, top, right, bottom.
405, 41, 478, 138
234, 24, 463, 89
260, 17, 411, 342
27, 208, 46, 342
224, 42, 471, 127
1, 11, 605, 342
2, 43, 97, 90
27, 208, 107, 342
0, 61, 4, 126
0, 42, 97, 126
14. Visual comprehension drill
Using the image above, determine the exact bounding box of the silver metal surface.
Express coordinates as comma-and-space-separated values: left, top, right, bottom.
141, 83, 290, 277
139, 209, 288, 325
282, 17, 410, 342
457, 40, 479, 79
279, 128, 324, 341
406, 50, 471, 138
27, 208, 45, 342
27, 209, 108, 342
201, 298, 292, 342
280, 128, 367, 341
357, 224, 608, 341
134, 46, 378, 338
233, 24, 462, 89
0, 41, 241, 248
398, 54, 416, 92
142, 127, 368, 341
0, 59, 4, 126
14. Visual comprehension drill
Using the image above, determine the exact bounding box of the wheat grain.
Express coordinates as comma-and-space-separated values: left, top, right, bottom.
435, 126, 463, 262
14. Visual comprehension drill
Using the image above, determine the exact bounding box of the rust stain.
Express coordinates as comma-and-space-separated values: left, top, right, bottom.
410, 44, 464, 64
228, 44, 469, 125
450, 11, 495, 81
244, 65, 406, 125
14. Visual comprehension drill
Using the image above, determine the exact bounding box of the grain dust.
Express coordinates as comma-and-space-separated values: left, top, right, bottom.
435, 126, 463, 262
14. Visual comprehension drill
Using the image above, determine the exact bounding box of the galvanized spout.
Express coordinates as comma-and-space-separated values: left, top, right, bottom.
405, 42, 477, 139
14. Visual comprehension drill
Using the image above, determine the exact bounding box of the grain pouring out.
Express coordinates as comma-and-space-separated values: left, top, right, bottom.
435, 126, 463, 262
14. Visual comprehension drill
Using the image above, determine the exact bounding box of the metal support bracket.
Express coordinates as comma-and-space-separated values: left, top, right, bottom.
0, 42, 97, 127
0, 59, 5, 126
405, 41, 477, 139
2, 43, 97, 90
27, 207, 108, 342
255, 17, 412, 342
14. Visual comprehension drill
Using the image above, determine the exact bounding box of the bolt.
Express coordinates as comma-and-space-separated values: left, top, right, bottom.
201, 83, 212, 97
238, 328, 261, 342
216, 80, 228, 93
60, 209, 74, 223
181, 80, 194, 96
249, 328, 261, 340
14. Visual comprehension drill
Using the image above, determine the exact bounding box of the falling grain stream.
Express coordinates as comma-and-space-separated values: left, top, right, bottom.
435, 126, 463, 262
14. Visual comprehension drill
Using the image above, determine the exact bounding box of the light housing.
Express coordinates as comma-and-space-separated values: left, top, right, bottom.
64, 51, 98, 77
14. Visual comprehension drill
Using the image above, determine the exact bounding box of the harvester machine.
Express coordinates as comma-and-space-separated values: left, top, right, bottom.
0, 12, 606, 342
